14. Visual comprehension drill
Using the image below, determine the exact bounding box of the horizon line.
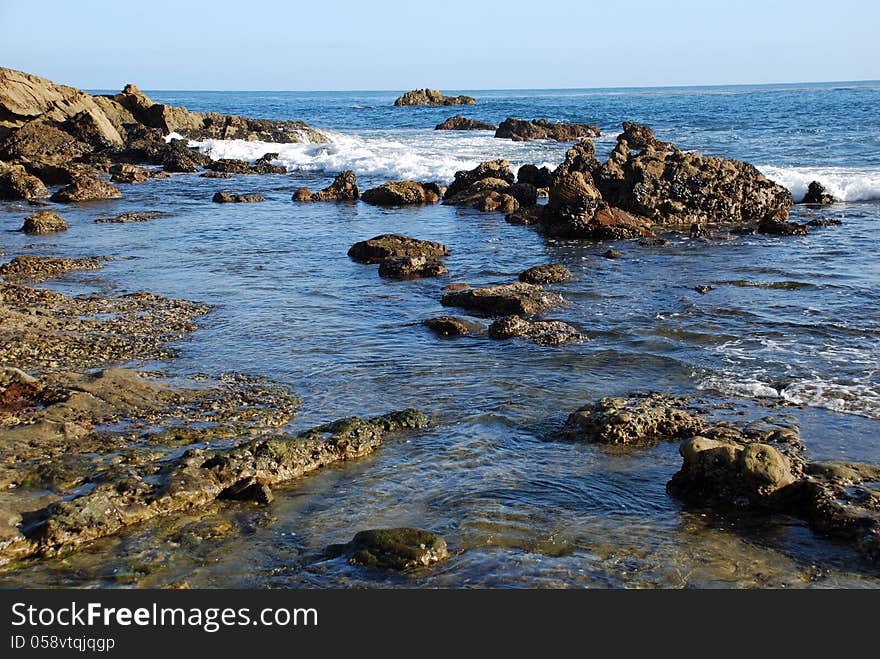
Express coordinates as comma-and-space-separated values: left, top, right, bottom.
83, 78, 880, 94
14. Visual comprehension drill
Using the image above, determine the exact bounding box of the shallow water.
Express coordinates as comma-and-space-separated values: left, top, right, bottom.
1, 82, 879, 587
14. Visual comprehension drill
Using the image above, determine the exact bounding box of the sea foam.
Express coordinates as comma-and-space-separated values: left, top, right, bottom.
759, 165, 880, 202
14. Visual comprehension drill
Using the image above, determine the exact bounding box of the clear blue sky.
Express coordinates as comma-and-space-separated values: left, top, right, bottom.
1, 0, 877, 90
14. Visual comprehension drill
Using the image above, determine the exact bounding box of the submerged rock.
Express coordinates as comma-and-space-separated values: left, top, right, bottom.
435, 115, 497, 131
757, 217, 809, 236
441, 282, 564, 316
94, 210, 166, 224
378, 256, 447, 279
328, 528, 449, 570
518, 263, 571, 285
212, 191, 265, 203
423, 316, 484, 336
801, 181, 835, 205
20, 210, 68, 235
495, 117, 600, 142
560, 394, 706, 445
488, 315, 583, 346
50, 174, 122, 203
602, 249, 622, 259
361, 181, 441, 205
394, 89, 476, 106
293, 170, 359, 202
348, 234, 449, 264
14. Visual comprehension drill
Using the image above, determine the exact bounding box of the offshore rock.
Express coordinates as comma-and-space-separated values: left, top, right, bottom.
488, 315, 583, 346
441, 282, 564, 316
423, 316, 484, 336
518, 263, 571, 285
361, 181, 441, 205
801, 181, 835, 205
20, 210, 68, 235
212, 191, 265, 203
348, 234, 448, 264
394, 89, 476, 106
495, 117, 600, 142
435, 115, 497, 131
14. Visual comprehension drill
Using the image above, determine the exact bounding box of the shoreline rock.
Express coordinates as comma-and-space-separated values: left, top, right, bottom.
488, 315, 583, 345
212, 191, 265, 203
361, 181, 441, 206
20, 210, 68, 235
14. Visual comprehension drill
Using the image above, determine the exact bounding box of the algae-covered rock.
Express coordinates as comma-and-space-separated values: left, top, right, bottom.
328, 528, 449, 570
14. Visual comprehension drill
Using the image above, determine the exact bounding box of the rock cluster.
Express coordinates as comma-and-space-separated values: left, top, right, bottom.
442, 159, 536, 213
394, 89, 476, 106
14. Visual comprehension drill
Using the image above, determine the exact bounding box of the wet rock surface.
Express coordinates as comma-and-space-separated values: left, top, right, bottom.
378, 256, 448, 280
327, 528, 448, 570
441, 282, 564, 316
348, 234, 449, 264
435, 115, 497, 131
394, 89, 476, 106
0, 255, 106, 282
801, 181, 835, 205
20, 210, 68, 235
212, 191, 265, 204
488, 315, 583, 345
94, 211, 167, 224
423, 316, 484, 336
518, 263, 571, 285
293, 170, 359, 202
361, 181, 441, 205
495, 117, 600, 142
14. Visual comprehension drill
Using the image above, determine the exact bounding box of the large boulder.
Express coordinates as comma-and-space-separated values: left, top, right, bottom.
487, 315, 583, 345
495, 117, 600, 142
441, 282, 563, 316
109, 163, 153, 184
361, 181, 441, 205
394, 89, 476, 106
20, 210, 68, 235
593, 122, 792, 226
50, 174, 122, 203
0, 164, 49, 200
293, 170, 359, 202
517, 164, 554, 189
0, 120, 90, 166
348, 234, 449, 264
435, 115, 497, 131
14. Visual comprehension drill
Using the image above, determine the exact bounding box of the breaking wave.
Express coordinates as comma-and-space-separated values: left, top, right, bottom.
759, 164, 880, 202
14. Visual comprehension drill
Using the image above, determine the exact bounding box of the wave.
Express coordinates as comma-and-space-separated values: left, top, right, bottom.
759, 164, 880, 202
179, 129, 564, 183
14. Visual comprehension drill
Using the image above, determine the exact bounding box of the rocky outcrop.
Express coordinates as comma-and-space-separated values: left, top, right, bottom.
50, 174, 122, 203
0, 255, 106, 282
212, 192, 265, 203
361, 181, 441, 206
593, 122, 792, 226
0, 164, 49, 200
441, 282, 564, 316
487, 315, 582, 345
394, 89, 476, 106
495, 117, 600, 142
435, 115, 497, 131
293, 170, 359, 202
442, 159, 536, 213
378, 256, 447, 279
423, 316, 484, 336
20, 210, 68, 235
348, 234, 449, 264
801, 181, 835, 205
327, 528, 448, 570
559, 395, 706, 445
518, 263, 571, 285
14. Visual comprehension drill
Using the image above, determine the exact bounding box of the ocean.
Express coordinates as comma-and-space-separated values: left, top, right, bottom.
1, 81, 879, 587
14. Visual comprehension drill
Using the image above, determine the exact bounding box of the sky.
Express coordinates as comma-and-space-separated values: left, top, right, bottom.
1, 0, 877, 91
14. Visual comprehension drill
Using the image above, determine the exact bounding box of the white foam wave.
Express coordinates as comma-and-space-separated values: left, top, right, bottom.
759, 165, 880, 202
183, 129, 566, 183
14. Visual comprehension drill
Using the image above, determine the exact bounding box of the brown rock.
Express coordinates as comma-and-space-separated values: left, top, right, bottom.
441, 282, 564, 316
0, 165, 49, 200
394, 89, 476, 106
495, 117, 600, 142
50, 174, 122, 203
435, 115, 497, 130
361, 181, 440, 205
292, 170, 359, 202
488, 315, 583, 346
109, 163, 151, 184
518, 263, 571, 285
212, 192, 265, 203
378, 256, 447, 279
423, 316, 484, 336
20, 210, 68, 235
348, 234, 448, 264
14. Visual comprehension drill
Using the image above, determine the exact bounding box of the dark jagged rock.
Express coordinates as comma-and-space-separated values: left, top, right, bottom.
444, 159, 515, 199
0, 164, 49, 200
206, 157, 286, 175
0, 120, 91, 167
806, 217, 842, 227
394, 89, 476, 106
517, 163, 554, 189
757, 217, 809, 236
219, 477, 273, 505
212, 192, 265, 203
327, 528, 449, 570
441, 282, 564, 317
50, 174, 122, 203
348, 234, 448, 264
518, 263, 571, 285
293, 170, 359, 202
20, 210, 68, 235
487, 315, 583, 346
361, 181, 441, 206
593, 122, 792, 227
378, 256, 447, 279
423, 316, 484, 336
435, 115, 497, 131
552, 139, 601, 179
801, 181, 835, 205
602, 249, 622, 259
495, 117, 600, 142
560, 394, 706, 445
694, 285, 714, 294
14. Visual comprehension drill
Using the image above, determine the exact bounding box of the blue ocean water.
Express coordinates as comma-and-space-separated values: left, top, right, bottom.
2, 82, 879, 587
